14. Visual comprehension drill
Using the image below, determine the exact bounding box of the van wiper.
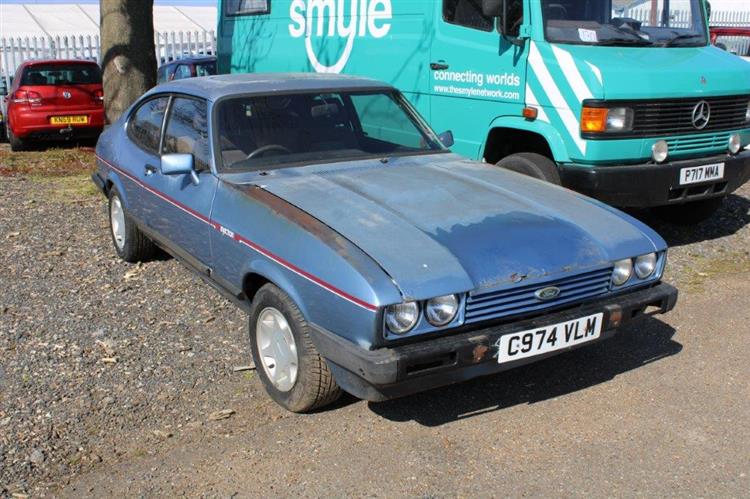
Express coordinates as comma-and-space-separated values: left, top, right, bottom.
662, 34, 704, 47
596, 38, 654, 46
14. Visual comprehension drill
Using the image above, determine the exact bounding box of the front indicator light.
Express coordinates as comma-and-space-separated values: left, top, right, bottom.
652, 140, 669, 163
634, 253, 657, 279
385, 301, 419, 335
728, 134, 741, 154
425, 295, 459, 327
581, 107, 609, 133
612, 259, 633, 286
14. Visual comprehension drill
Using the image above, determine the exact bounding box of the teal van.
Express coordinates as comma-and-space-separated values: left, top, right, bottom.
217, 0, 750, 221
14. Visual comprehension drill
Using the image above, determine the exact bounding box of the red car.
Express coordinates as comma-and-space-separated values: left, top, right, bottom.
4, 59, 105, 151
710, 26, 750, 62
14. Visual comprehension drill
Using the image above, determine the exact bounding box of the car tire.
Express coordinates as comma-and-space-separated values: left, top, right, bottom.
108, 188, 157, 263
7, 123, 26, 152
249, 284, 342, 413
653, 197, 725, 225
496, 152, 562, 185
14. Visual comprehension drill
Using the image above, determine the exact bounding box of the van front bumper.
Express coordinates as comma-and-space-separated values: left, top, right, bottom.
311, 283, 678, 402
559, 151, 750, 208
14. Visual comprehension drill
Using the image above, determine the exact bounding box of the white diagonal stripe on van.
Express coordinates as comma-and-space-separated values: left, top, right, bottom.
550, 45, 593, 103
528, 42, 586, 155
525, 85, 550, 123
585, 61, 603, 86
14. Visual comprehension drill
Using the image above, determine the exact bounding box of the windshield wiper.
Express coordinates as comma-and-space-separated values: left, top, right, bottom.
596, 38, 654, 46
661, 33, 704, 47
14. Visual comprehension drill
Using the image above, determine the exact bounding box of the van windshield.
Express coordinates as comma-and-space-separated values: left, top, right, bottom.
217, 90, 446, 172
21, 63, 102, 86
543, 0, 708, 47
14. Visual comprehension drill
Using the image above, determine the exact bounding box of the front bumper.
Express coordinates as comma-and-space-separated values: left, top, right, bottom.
559, 151, 750, 208
312, 282, 678, 402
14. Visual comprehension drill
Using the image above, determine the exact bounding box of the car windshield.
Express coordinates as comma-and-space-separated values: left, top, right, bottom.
543, 0, 708, 47
195, 61, 216, 77
21, 63, 102, 86
217, 90, 446, 172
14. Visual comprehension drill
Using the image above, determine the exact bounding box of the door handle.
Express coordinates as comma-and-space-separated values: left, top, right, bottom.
430, 61, 450, 71
144, 164, 158, 176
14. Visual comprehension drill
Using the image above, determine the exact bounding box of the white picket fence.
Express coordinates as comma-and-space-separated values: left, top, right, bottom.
1, 30, 216, 92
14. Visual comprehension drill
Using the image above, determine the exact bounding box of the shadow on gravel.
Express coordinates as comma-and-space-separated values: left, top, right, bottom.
370, 316, 680, 427
628, 193, 750, 248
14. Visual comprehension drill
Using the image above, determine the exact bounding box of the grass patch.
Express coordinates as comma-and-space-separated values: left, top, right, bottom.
31, 174, 100, 202
0, 145, 96, 177
677, 251, 750, 292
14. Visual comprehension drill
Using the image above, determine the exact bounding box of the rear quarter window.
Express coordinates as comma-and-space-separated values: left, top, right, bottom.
21, 63, 101, 86
127, 96, 170, 154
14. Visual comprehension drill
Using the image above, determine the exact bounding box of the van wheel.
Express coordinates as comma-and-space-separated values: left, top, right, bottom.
653, 197, 724, 225
249, 284, 342, 413
496, 153, 561, 185
108, 188, 157, 262
7, 124, 26, 152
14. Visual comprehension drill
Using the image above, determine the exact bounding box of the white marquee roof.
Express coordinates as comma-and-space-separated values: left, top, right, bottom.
0, 4, 217, 40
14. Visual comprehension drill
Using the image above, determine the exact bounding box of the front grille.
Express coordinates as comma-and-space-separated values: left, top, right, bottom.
666, 132, 732, 154
464, 267, 613, 325
630, 95, 749, 136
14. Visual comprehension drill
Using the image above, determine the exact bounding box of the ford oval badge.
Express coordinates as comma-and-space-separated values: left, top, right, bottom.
535, 286, 561, 301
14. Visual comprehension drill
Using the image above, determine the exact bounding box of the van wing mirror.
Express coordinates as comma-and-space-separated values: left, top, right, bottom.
482, 0, 502, 17
161, 153, 200, 185
483, 0, 524, 42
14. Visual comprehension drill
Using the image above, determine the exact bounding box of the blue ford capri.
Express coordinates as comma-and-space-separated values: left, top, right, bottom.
93, 74, 678, 412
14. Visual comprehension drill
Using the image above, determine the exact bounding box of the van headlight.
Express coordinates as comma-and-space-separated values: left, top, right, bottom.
385, 301, 419, 335
581, 106, 634, 133
634, 253, 657, 279
425, 295, 459, 327
612, 258, 633, 286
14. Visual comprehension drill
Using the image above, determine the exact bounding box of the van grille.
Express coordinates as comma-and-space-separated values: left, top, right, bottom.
665, 132, 732, 155
630, 95, 749, 136
464, 267, 613, 325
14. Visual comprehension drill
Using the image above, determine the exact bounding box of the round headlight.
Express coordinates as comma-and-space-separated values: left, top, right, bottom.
634, 253, 657, 279
425, 295, 459, 327
612, 258, 633, 286
652, 141, 669, 163
385, 301, 419, 335
729, 134, 741, 155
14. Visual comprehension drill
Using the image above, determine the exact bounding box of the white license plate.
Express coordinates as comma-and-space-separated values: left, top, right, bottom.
680, 163, 725, 185
497, 313, 603, 364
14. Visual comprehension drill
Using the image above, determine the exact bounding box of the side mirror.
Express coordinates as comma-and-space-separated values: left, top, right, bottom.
161, 153, 199, 185
482, 0, 502, 17
438, 130, 455, 148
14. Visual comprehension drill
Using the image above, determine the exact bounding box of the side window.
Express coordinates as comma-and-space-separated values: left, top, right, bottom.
127, 96, 169, 154
174, 64, 192, 80
443, 0, 494, 32
162, 97, 210, 171
225, 0, 269, 16
505, 0, 523, 37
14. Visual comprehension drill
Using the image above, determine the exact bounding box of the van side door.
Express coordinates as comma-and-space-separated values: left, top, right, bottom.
430, 0, 528, 160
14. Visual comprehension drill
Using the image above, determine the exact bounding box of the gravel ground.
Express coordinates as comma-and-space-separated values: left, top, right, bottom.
0, 144, 748, 497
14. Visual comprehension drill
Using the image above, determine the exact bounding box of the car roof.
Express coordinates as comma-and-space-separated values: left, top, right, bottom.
19, 59, 99, 70
159, 55, 216, 68
149, 73, 393, 102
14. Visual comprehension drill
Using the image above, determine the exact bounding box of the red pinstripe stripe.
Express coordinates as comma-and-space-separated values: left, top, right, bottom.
97, 155, 378, 312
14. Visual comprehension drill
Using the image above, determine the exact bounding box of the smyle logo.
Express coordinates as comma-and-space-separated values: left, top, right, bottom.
535, 286, 561, 301
62, 91, 71, 99
692, 100, 711, 130
289, 0, 393, 74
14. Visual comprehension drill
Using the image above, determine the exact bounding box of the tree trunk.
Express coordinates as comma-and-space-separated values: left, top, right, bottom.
100, 0, 157, 124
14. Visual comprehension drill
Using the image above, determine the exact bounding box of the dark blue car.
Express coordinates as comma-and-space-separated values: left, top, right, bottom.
92, 74, 678, 412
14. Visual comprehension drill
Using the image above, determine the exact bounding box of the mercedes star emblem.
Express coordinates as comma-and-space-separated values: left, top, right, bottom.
691, 100, 711, 130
